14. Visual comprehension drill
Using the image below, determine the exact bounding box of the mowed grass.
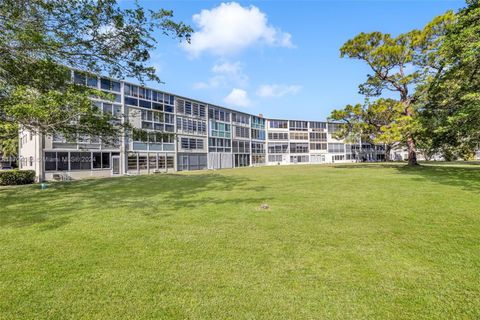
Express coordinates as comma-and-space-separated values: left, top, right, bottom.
1, 163, 480, 319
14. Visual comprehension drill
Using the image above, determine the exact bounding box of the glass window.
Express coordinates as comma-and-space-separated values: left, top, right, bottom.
124, 97, 138, 106
111, 81, 120, 92
44, 152, 57, 171
149, 154, 157, 170
167, 156, 174, 168
87, 76, 98, 88
57, 152, 69, 171
74, 71, 86, 85
128, 154, 137, 171
70, 152, 91, 170
102, 152, 110, 169
100, 78, 110, 91
139, 99, 151, 109
138, 155, 147, 170
152, 103, 163, 111
93, 152, 102, 169
102, 103, 113, 115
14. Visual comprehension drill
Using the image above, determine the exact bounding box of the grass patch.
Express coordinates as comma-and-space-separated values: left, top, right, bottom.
1, 163, 479, 319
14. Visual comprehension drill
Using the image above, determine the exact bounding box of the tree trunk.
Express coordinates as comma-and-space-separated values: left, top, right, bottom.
403, 99, 419, 166
407, 137, 418, 165
385, 145, 391, 162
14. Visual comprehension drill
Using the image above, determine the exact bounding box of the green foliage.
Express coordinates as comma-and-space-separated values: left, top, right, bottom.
0, 0, 192, 153
338, 11, 456, 164
0, 122, 18, 157
0, 169, 35, 185
420, 2, 480, 157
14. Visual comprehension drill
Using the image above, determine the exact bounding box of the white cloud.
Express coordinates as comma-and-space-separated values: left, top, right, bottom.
194, 60, 248, 89
224, 88, 252, 107
183, 2, 293, 57
256, 84, 302, 98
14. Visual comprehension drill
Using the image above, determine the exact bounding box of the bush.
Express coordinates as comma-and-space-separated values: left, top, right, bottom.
0, 170, 36, 186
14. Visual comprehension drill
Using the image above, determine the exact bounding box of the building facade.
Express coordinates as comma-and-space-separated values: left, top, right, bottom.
19, 70, 386, 181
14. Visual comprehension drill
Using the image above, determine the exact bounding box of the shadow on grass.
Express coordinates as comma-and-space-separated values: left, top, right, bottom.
0, 173, 269, 229
333, 163, 480, 193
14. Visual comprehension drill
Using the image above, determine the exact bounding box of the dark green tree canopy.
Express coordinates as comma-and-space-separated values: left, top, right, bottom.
420, 0, 480, 158
0, 0, 192, 156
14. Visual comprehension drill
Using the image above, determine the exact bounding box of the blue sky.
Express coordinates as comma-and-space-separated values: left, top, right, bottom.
126, 0, 464, 121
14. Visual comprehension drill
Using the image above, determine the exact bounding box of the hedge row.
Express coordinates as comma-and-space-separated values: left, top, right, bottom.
0, 170, 36, 186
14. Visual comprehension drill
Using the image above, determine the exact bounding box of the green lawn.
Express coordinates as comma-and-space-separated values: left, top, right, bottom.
1, 163, 479, 319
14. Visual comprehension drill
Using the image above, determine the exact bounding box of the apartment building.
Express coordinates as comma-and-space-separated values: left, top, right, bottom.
19, 70, 385, 181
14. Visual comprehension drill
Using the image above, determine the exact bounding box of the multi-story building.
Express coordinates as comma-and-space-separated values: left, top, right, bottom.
18, 70, 385, 181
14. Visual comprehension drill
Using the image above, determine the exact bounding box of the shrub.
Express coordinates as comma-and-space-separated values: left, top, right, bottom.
0, 170, 36, 186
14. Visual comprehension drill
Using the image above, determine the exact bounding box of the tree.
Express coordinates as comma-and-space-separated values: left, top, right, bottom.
329, 98, 404, 160
420, 0, 480, 159
340, 32, 423, 165
0, 0, 192, 155
339, 10, 455, 165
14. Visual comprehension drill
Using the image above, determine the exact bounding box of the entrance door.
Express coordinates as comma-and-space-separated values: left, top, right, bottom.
112, 156, 120, 175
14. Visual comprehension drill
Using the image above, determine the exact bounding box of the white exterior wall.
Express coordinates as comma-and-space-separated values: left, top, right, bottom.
18, 129, 42, 181
18, 70, 387, 182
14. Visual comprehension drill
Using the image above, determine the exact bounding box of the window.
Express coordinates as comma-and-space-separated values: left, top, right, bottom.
268, 143, 289, 154
124, 97, 138, 106
252, 142, 265, 154
310, 121, 327, 131
233, 140, 250, 153
139, 99, 151, 109
268, 155, 283, 162
128, 154, 138, 171
102, 152, 110, 168
152, 91, 162, 102
252, 155, 265, 164
333, 155, 345, 161
310, 143, 327, 151
208, 107, 230, 122
149, 154, 157, 169
180, 138, 205, 150
209, 120, 231, 138
309, 132, 327, 141
73, 71, 86, 85
167, 156, 174, 168
251, 116, 266, 129
100, 78, 120, 92
208, 138, 231, 152
290, 143, 309, 153
92, 152, 110, 169
176, 117, 207, 135
289, 120, 308, 131
268, 132, 288, 140
232, 113, 249, 125
289, 132, 308, 140
93, 152, 102, 169
138, 155, 147, 170
125, 84, 138, 97
269, 120, 288, 129
234, 126, 250, 139
328, 143, 345, 153
70, 152, 92, 170
45, 152, 57, 171
290, 155, 309, 163
328, 123, 344, 133
103, 103, 113, 115
251, 129, 265, 140
57, 152, 69, 171
87, 76, 98, 88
